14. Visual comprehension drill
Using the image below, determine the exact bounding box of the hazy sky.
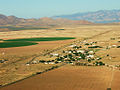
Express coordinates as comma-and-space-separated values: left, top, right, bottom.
0, 0, 120, 18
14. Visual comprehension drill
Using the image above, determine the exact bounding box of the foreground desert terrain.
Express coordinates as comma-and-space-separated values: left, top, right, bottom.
1, 65, 120, 90
0, 25, 120, 90
0, 65, 114, 90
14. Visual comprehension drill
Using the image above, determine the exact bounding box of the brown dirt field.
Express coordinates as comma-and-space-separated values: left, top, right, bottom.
0, 65, 113, 90
111, 70, 120, 90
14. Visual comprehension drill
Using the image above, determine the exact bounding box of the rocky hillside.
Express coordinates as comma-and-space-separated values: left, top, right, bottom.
53, 10, 120, 23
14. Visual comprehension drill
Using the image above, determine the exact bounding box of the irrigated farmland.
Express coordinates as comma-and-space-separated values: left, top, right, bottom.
0, 37, 75, 48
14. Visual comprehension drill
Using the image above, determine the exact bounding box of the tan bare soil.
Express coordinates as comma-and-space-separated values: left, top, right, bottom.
0, 65, 112, 90
111, 70, 120, 89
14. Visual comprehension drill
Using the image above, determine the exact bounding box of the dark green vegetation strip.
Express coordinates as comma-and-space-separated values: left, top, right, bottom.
88, 46, 102, 48
0, 41, 38, 48
9, 27, 48, 31
4, 37, 75, 42
56, 29, 65, 30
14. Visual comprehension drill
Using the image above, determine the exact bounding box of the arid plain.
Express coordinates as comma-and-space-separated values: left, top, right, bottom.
0, 25, 120, 90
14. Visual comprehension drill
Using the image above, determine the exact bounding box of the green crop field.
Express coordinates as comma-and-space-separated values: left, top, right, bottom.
0, 41, 38, 48
0, 37, 75, 48
4, 37, 75, 42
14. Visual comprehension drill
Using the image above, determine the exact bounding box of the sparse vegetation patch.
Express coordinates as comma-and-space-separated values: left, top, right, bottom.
56, 29, 65, 30
5, 37, 75, 42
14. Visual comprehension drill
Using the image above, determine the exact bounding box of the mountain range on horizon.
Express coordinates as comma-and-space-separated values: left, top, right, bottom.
0, 9, 120, 26
52, 9, 120, 23
0, 14, 92, 26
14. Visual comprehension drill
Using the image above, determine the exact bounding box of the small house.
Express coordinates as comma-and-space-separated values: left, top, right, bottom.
49, 62, 55, 64
69, 45, 77, 48
51, 53, 59, 57
88, 51, 94, 54
77, 50, 85, 53
44, 62, 48, 64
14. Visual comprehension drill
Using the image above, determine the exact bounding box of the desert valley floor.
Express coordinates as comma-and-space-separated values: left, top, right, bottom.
0, 25, 120, 90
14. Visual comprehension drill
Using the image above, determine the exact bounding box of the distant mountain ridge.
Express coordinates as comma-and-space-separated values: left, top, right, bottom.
52, 10, 120, 23
0, 14, 92, 26
0, 14, 25, 25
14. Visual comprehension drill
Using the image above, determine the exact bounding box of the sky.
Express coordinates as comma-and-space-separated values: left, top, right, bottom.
0, 0, 120, 18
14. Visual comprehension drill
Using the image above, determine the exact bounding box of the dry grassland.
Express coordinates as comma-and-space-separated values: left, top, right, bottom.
0, 25, 115, 39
